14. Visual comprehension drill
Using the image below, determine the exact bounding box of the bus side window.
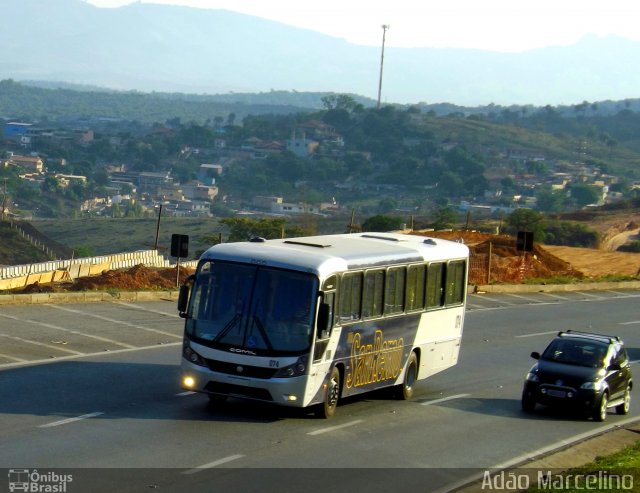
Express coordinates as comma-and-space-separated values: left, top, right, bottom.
362, 269, 384, 319
338, 273, 362, 323
319, 292, 335, 338
444, 260, 466, 306
406, 264, 426, 312
426, 262, 444, 309
384, 267, 405, 315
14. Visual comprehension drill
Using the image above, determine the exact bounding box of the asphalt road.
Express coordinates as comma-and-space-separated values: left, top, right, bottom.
1, 289, 639, 492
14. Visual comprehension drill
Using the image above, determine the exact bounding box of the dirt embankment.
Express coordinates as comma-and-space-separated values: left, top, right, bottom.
12, 264, 194, 294
415, 230, 639, 283
6, 231, 640, 294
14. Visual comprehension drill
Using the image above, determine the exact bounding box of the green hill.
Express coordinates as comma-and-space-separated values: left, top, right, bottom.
0, 222, 53, 265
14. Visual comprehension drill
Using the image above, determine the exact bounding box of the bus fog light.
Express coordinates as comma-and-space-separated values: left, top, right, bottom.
285, 395, 298, 401
183, 376, 195, 388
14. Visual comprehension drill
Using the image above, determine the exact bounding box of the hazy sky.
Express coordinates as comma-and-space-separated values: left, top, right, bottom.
84, 0, 640, 52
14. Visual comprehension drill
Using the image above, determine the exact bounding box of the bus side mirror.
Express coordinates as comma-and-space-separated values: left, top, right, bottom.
316, 303, 330, 339
177, 283, 191, 317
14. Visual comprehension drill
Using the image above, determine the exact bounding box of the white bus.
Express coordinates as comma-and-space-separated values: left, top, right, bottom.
178, 232, 469, 418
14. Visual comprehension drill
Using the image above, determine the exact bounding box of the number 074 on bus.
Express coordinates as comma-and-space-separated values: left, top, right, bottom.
177, 232, 469, 418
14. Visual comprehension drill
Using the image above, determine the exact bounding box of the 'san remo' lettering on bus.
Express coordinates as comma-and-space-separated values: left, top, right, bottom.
346, 330, 404, 388
177, 232, 469, 418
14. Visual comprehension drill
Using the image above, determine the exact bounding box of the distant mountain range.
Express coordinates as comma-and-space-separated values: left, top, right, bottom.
2, 0, 640, 106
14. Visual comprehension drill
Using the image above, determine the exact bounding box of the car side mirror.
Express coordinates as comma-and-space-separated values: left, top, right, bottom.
530, 351, 540, 360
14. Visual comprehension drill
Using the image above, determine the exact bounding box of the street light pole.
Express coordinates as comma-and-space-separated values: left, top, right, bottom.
376, 24, 390, 110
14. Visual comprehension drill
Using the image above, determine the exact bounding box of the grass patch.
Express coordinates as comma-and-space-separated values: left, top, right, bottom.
522, 275, 639, 285
525, 441, 640, 492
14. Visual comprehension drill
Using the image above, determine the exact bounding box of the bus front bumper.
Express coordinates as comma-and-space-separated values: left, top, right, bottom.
181, 362, 311, 407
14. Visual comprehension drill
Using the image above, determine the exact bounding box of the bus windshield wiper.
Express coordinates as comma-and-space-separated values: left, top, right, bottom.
212, 313, 242, 343
250, 315, 273, 351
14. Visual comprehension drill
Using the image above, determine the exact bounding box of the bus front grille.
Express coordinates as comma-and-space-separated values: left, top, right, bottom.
204, 382, 273, 401
204, 358, 278, 379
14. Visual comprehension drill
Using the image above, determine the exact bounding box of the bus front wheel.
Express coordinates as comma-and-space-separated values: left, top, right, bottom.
398, 352, 418, 400
317, 366, 340, 419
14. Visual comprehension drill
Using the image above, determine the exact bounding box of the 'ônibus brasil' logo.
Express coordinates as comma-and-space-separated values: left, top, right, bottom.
345, 330, 404, 388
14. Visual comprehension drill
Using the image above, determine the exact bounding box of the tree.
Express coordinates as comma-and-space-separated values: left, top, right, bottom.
430, 207, 458, 230
220, 217, 307, 241
536, 188, 565, 213
320, 94, 359, 111
569, 183, 601, 208
505, 208, 547, 243
362, 215, 403, 232
376, 198, 397, 214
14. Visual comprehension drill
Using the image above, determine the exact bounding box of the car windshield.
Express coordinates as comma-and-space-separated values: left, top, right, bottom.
541, 338, 608, 368
186, 260, 318, 355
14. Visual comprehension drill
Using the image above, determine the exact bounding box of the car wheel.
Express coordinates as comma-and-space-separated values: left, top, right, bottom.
616, 385, 631, 415
592, 392, 608, 422
521, 391, 536, 413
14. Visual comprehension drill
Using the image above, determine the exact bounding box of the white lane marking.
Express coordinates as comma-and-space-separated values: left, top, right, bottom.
421, 393, 470, 406
0, 352, 28, 362
48, 305, 182, 339
537, 292, 572, 301
39, 411, 104, 428
0, 342, 182, 370
436, 415, 640, 493
473, 295, 516, 305
465, 302, 486, 309
605, 290, 637, 297
307, 419, 364, 436
493, 415, 640, 470
502, 293, 542, 303
176, 391, 196, 397
115, 302, 181, 318
573, 291, 606, 299
0, 334, 83, 355
0, 312, 136, 349
515, 330, 559, 338
620, 321, 640, 325
183, 454, 245, 474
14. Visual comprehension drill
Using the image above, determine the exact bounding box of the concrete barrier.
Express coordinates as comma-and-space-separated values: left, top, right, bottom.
0, 250, 192, 289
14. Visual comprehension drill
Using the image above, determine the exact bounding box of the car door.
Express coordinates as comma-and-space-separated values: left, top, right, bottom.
606, 344, 629, 400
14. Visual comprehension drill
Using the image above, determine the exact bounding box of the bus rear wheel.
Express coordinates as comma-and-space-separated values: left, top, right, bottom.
398, 352, 418, 400
317, 366, 340, 418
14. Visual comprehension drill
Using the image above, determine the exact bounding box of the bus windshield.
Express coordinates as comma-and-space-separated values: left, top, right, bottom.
186, 260, 318, 355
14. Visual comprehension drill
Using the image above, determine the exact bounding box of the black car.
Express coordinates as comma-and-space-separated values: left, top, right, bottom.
521, 330, 632, 421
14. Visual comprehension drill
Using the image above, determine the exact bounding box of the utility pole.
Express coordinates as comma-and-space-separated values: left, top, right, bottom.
376, 24, 390, 110
1, 178, 7, 221
154, 204, 163, 250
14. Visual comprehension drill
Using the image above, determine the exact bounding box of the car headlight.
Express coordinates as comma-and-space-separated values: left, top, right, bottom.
525, 372, 539, 383
580, 380, 605, 391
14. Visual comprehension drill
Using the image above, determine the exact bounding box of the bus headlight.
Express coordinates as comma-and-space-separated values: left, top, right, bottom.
183, 343, 207, 367
275, 356, 308, 378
